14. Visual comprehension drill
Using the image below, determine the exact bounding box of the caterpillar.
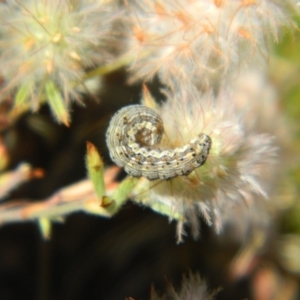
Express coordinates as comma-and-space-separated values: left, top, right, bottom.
106, 105, 211, 180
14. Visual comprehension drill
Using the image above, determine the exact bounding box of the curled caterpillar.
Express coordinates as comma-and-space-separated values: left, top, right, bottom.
106, 105, 211, 180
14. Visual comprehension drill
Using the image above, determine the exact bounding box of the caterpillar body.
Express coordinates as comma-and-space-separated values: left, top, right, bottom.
106, 105, 211, 180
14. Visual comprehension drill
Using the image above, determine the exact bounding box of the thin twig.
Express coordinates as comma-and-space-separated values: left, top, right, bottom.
0, 166, 121, 226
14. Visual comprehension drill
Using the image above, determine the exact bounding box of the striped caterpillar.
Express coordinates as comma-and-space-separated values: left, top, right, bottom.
106, 105, 211, 180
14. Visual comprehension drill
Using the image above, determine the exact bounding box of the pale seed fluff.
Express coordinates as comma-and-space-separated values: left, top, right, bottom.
131, 86, 277, 242
150, 272, 217, 300
0, 0, 120, 123
230, 69, 292, 150
125, 0, 298, 87
218, 69, 293, 242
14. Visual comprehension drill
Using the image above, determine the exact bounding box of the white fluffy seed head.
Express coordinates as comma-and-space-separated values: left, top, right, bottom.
125, 0, 298, 88
132, 86, 278, 242
0, 0, 122, 122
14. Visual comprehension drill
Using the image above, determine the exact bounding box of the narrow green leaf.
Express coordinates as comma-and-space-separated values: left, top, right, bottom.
45, 80, 69, 126
15, 83, 30, 106
147, 201, 183, 221
38, 217, 52, 240
86, 142, 105, 203
110, 176, 139, 208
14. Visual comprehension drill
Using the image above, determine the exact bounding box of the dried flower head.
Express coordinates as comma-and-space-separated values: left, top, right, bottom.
218, 69, 294, 241
0, 0, 120, 124
230, 69, 292, 148
132, 86, 277, 242
150, 272, 217, 300
125, 0, 298, 88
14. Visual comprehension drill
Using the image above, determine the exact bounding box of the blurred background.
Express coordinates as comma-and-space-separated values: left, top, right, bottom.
0, 5, 300, 300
